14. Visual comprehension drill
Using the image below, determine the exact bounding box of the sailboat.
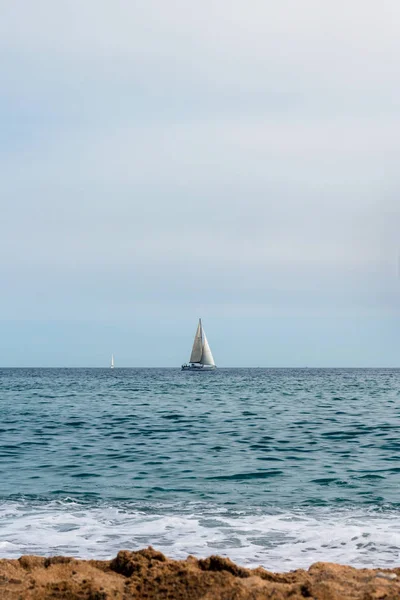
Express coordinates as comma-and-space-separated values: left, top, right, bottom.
182, 319, 216, 371
110, 354, 114, 369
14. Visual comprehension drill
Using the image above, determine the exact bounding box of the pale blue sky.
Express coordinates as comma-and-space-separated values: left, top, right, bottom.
1, 1, 399, 366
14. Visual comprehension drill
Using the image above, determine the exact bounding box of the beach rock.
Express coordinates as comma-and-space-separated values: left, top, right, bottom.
0, 548, 400, 599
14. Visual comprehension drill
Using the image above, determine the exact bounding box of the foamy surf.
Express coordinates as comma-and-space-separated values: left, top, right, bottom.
1, 500, 400, 570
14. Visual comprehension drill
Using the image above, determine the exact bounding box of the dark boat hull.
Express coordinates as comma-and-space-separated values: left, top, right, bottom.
181, 364, 216, 371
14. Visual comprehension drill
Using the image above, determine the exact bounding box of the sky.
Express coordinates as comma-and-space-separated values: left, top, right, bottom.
1, 0, 399, 367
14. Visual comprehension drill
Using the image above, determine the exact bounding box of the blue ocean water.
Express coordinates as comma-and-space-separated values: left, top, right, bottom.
0, 368, 400, 569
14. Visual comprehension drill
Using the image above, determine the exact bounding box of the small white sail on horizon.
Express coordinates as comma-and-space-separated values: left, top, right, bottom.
111, 354, 114, 369
182, 319, 216, 370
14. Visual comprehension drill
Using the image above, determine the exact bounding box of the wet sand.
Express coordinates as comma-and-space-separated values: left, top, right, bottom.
0, 547, 399, 599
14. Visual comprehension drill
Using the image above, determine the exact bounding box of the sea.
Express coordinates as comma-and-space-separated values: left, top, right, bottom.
0, 367, 400, 571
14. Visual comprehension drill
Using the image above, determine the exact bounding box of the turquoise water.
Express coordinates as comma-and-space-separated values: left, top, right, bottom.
1, 368, 400, 569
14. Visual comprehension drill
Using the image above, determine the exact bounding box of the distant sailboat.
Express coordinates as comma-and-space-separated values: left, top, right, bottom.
182, 319, 216, 371
110, 354, 114, 369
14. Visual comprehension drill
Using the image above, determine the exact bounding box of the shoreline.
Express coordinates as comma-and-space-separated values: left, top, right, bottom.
0, 547, 399, 599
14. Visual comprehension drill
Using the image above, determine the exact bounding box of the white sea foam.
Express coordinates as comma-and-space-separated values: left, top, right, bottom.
1, 500, 400, 570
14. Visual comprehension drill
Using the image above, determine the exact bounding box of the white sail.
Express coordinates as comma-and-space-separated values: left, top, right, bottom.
111, 354, 114, 369
182, 318, 217, 370
200, 331, 215, 366
189, 320, 203, 363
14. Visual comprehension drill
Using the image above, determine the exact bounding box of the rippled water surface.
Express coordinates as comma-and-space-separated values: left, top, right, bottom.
1, 368, 400, 568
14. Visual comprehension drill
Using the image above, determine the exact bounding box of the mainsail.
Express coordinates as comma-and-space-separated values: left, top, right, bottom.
189, 321, 203, 363
189, 319, 215, 366
111, 354, 114, 369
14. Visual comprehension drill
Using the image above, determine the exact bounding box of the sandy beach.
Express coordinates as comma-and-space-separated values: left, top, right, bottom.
0, 547, 399, 599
